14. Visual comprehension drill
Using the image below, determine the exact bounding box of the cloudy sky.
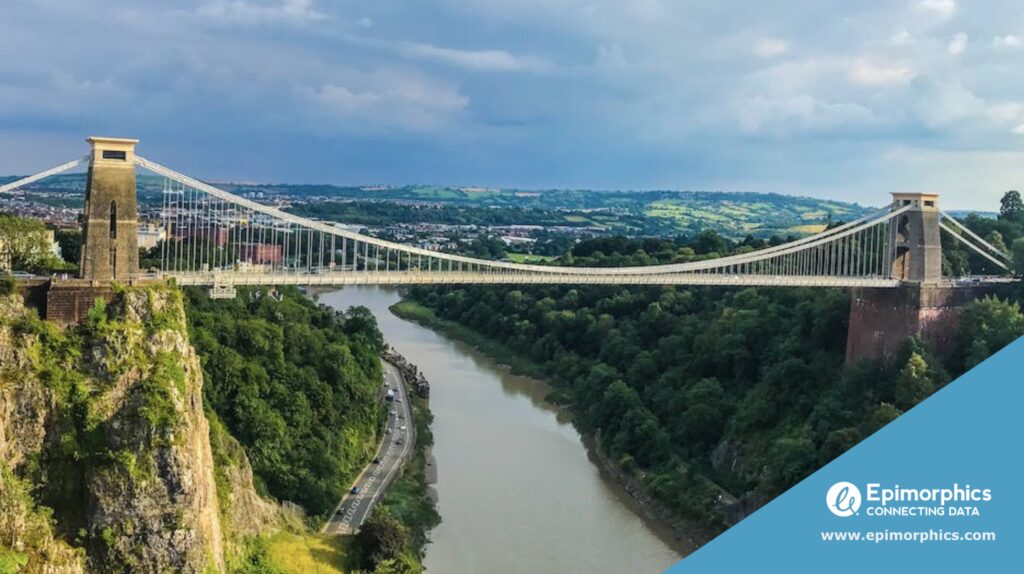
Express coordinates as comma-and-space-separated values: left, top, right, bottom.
1, 0, 1023, 208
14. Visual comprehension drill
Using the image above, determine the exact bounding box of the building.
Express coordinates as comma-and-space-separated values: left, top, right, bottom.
237, 242, 283, 265
137, 222, 167, 250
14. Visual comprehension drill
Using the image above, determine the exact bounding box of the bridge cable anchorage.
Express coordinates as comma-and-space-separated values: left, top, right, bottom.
938, 221, 1010, 271
939, 211, 1013, 261
0, 156, 90, 194
134, 154, 909, 287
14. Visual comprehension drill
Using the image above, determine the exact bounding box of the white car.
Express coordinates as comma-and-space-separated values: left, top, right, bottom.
400, 425, 407, 431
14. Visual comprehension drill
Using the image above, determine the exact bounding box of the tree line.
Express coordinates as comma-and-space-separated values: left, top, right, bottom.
404, 192, 1024, 532
184, 286, 386, 516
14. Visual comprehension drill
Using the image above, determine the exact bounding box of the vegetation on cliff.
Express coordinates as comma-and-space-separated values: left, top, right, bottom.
0, 286, 225, 573
400, 203, 1024, 535
184, 286, 385, 518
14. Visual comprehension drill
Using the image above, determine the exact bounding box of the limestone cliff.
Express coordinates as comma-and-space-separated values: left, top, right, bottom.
83, 289, 224, 572
0, 287, 287, 573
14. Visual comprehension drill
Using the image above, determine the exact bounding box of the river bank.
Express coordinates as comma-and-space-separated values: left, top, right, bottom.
373, 350, 442, 560
319, 285, 681, 573
389, 298, 713, 554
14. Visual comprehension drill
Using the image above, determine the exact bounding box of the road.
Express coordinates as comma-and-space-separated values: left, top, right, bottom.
323, 359, 414, 535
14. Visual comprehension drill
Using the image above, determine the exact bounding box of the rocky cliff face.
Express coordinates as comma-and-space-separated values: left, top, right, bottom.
0, 294, 86, 574
83, 289, 224, 572
0, 287, 283, 573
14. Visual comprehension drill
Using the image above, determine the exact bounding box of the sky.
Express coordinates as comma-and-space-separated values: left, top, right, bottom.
1, 0, 1023, 209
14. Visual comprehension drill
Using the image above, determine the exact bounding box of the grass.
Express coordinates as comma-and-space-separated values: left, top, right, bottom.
505, 252, 556, 264
787, 224, 828, 234
263, 532, 357, 574
643, 197, 865, 237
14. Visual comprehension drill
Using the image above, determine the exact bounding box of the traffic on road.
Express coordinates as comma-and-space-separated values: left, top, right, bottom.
323, 359, 414, 535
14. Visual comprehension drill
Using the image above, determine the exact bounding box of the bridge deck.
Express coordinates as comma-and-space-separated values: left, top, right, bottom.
166, 271, 903, 288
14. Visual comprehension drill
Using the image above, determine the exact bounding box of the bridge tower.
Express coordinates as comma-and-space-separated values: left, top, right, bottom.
79, 137, 140, 282
846, 192, 995, 362
889, 192, 942, 284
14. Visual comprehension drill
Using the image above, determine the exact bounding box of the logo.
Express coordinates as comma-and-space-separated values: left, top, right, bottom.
826, 482, 862, 517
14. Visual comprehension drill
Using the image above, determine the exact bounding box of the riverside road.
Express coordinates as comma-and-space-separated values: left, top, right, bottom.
323, 359, 414, 535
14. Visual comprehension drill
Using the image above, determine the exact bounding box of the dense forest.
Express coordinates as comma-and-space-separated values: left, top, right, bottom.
402, 193, 1024, 533
184, 286, 385, 516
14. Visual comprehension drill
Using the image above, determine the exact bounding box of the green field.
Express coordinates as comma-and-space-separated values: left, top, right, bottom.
644, 197, 861, 237
505, 252, 556, 264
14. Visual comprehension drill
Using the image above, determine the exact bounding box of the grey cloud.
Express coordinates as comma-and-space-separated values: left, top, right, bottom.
0, 0, 1022, 209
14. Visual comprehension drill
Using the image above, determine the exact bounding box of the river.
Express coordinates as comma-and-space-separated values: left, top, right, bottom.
318, 286, 682, 574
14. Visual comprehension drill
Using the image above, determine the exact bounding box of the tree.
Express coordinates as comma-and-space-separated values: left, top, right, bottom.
956, 296, 1024, 370
0, 214, 71, 274
690, 229, 727, 255
892, 352, 937, 410
357, 512, 410, 571
985, 231, 1008, 255
862, 403, 902, 436
999, 190, 1024, 222
56, 229, 82, 267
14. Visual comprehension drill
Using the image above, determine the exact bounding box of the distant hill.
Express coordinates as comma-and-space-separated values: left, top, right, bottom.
223, 184, 876, 239
8, 174, 875, 239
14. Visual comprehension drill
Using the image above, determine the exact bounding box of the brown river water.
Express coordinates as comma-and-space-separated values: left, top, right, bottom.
318, 285, 683, 574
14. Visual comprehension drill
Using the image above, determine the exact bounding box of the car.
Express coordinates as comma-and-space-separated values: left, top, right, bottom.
372, 457, 382, 464
385, 428, 391, 434
399, 425, 406, 431
390, 409, 397, 415
395, 439, 404, 445
350, 486, 361, 494
398, 414, 405, 419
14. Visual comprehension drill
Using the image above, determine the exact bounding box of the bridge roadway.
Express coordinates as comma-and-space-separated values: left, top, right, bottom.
168, 271, 903, 289
323, 359, 414, 535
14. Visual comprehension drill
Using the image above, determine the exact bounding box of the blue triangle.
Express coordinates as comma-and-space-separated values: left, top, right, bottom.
665, 337, 1024, 573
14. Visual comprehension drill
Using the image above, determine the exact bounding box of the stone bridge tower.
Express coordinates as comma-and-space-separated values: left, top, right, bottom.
79, 137, 139, 282
889, 192, 942, 284
846, 192, 999, 362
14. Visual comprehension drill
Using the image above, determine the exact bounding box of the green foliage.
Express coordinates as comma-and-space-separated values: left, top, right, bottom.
0, 547, 29, 574
185, 286, 385, 515
893, 352, 939, 410
942, 191, 1024, 276
0, 464, 85, 572
86, 297, 108, 329
55, 229, 82, 267
955, 296, 1024, 370
1000, 190, 1024, 222
232, 537, 285, 574
403, 229, 1010, 532
0, 213, 72, 273
138, 352, 187, 444
355, 510, 420, 573
0, 276, 14, 295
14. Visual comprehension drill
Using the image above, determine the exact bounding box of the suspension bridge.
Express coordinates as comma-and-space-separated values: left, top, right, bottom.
0, 137, 1012, 298
0, 137, 1016, 361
